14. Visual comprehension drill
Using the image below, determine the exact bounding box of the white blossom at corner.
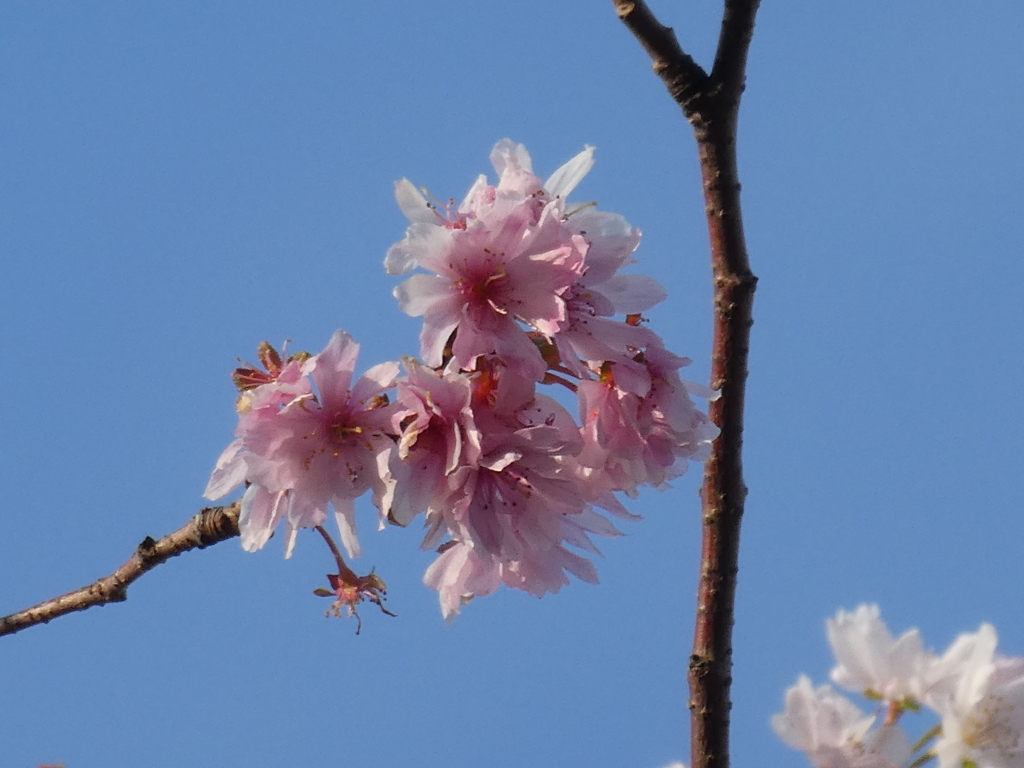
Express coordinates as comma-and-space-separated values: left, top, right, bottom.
828, 604, 937, 703
930, 623, 1024, 768
773, 675, 911, 768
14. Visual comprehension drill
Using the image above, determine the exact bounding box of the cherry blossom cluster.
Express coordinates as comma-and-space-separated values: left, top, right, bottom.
205, 140, 717, 621
774, 604, 1024, 768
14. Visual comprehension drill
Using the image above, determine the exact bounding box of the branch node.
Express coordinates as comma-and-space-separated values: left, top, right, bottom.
137, 536, 158, 556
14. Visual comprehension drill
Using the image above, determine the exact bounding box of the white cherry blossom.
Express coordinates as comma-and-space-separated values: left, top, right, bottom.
931, 624, 1024, 768
828, 604, 938, 703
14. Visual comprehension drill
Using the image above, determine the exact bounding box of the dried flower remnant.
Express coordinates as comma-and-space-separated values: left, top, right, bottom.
312, 526, 395, 635
232, 341, 311, 392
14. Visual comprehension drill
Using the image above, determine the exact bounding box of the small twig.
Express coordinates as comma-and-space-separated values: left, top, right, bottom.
314, 524, 357, 580
614, 3, 760, 768
0, 502, 241, 638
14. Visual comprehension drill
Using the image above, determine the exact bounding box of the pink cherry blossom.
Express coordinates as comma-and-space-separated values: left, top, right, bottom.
388, 358, 481, 526
551, 207, 668, 376
577, 344, 718, 496
204, 330, 402, 559
385, 140, 596, 277
388, 140, 599, 380
416, 360, 622, 618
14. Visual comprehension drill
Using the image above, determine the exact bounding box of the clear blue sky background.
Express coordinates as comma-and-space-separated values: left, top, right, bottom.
2, 3, 1022, 767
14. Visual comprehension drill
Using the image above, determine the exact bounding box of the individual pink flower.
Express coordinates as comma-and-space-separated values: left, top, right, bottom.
388, 358, 482, 526
385, 139, 596, 275
418, 360, 622, 618
577, 344, 718, 497
204, 330, 402, 559
551, 207, 667, 376
387, 140, 596, 380
205, 343, 314, 500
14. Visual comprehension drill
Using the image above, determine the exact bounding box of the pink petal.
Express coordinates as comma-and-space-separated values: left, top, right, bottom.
308, 329, 359, 410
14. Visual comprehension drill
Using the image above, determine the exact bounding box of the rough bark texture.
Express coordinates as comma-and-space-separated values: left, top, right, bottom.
0, 502, 241, 638
614, 3, 760, 768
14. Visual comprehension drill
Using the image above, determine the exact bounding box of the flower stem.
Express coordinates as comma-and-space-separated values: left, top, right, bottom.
314, 525, 357, 581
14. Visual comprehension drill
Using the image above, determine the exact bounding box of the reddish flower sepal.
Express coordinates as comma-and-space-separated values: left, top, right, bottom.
232, 341, 311, 392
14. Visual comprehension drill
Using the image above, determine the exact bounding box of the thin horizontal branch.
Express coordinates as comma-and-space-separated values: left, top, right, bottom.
0, 502, 241, 638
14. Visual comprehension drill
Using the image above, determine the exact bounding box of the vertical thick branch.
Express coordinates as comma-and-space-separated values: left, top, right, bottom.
614, 3, 760, 768
690, 118, 755, 768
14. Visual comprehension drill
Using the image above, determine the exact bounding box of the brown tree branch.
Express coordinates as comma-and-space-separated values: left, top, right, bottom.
0, 502, 241, 638
612, 0, 708, 114
711, 0, 762, 100
614, 3, 760, 768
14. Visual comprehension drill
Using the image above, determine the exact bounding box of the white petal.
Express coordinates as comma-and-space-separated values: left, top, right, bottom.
385, 222, 451, 275
490, 138, 533, 177
384, 240, 418, 275
282, 522, 300, 559
334, 497, 361, 558
458, 174, 489, 211
370, 443, 396, 529
545, 145, 595, 199
394, 178, 436, 224
350, 360, 400, 404
682, 378, 719, 400
480, 449, 521, 472
570, 507, 624, 538
596, 273, 667, 313
419, 304, 461, 367
393, 273, 449, 317
239, 485, 287, 553
203, 439, 247, 499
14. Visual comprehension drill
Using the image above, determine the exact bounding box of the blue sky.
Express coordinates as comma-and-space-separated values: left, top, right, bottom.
2, 3, 1022, 767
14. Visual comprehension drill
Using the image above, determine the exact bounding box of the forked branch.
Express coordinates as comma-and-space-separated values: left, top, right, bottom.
0, 502, 241, 638
614, 3, 761, 768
